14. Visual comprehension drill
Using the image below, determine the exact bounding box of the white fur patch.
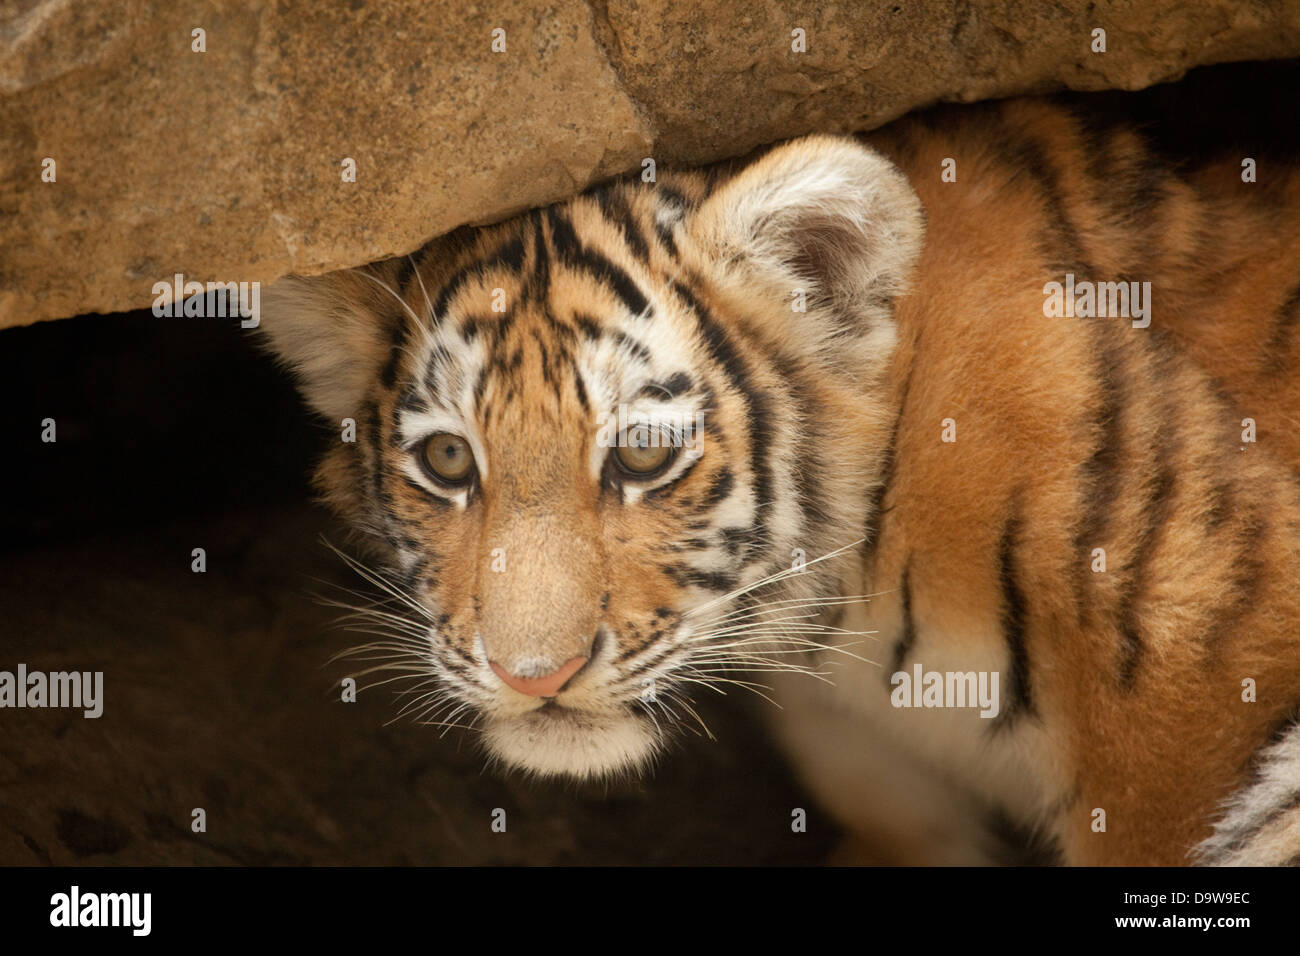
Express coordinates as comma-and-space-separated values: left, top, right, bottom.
1194, 718, 1300, 865
482, 708, 659, 780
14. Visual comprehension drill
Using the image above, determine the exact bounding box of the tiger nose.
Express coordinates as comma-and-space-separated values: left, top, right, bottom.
489, 656, 589, 698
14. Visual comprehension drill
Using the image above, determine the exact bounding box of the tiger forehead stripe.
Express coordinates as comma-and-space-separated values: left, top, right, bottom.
526, 209, 550, 301
543, 207, 652, 319
431, 235, 527, 323
590, 186, 651, 264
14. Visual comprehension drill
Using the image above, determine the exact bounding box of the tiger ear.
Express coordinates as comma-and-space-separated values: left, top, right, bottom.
257, 269, 402, 422
688, 135, 924, 351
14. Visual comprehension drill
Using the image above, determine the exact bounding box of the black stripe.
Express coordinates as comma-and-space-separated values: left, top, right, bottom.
376, 265, 414, 390
388, 397, 408, 447
656, 185, 690, 212
1110, 345, 1182, 688
700, 467, 734, 510
528, 211, 550, 301
545, 208, 651, 318
994, 500, 1034, 727
653, 221, 678, 258
863, 366, 912, 569
984, 803, 1065, 866
488, 309, 516, 344
421, 345, 452, 405
392, 257, 416, 298
1114, 461, 1177, 689
592, 187, 650, 263
664, 563, 736, 594
1072, 106, 1118, 183
1076, 106, 1169, 239
621, 636, 682, 680
718, 525, 760, 554
446, 643, 477, 667
611, 330, 651, 365
1263, 279, 1300, 373
365, 401, 398, 549
432, 237, 526, 320
458, 316, 483, 341
783, 361, 828, 533
652, 187, 686, 257
543, 304, 576, 343
642, 371, 693, 399
400, 476, 453, 509
1205, 477, 1234, 531
530, 329, 558, 392
1113, 479, 1175, 689
717, 522, 759, 554
994, 110, 1095, 274
1078, 110, 1175, 295
1071, 323, 1128, 621
431, 262, 473, 321
364, 400, 383, 487
886, 560, 916, 684
571, 366, 590, 413
500, 235, 526, 271
573, 312, 602, 339
1199, 507, 1268, 665
699, 167, 726, 199
1129, 159, 1171, 233
673, 279, 774, 552
640, 452, 702, 502
380, 338, 405, 389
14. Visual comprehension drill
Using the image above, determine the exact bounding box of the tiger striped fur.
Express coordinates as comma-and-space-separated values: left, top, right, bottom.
260, 97, 1300, 866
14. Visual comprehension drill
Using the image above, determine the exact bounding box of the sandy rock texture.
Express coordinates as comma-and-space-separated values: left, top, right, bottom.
3, 0, 1300, 327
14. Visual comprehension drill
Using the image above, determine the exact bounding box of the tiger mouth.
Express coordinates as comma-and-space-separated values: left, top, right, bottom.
482, 703, 659, 779
520, 699, 604, 725
527, 698, 588, 722
535, 698, 579, 715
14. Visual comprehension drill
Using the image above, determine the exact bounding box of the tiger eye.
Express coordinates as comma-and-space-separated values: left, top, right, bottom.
614, 428, 675, 476
422, 433, 475, 484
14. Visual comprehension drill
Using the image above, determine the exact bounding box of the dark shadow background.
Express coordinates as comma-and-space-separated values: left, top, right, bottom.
0, 59, 1296, 865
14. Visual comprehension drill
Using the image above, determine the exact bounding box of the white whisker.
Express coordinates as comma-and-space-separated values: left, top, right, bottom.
684, 538, 865, 618
350, 266, 423, 328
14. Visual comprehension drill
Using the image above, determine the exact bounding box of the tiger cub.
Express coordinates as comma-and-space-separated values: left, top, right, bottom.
260, 97, 1300, 866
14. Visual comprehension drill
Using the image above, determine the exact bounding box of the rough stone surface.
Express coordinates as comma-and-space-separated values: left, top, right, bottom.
3, 0, 1300, 327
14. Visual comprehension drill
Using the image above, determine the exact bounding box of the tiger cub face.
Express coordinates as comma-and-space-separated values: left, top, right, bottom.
261, 136, 924, 778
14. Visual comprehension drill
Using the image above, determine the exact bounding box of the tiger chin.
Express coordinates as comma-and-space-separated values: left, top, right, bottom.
260, 98, 1300, 865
